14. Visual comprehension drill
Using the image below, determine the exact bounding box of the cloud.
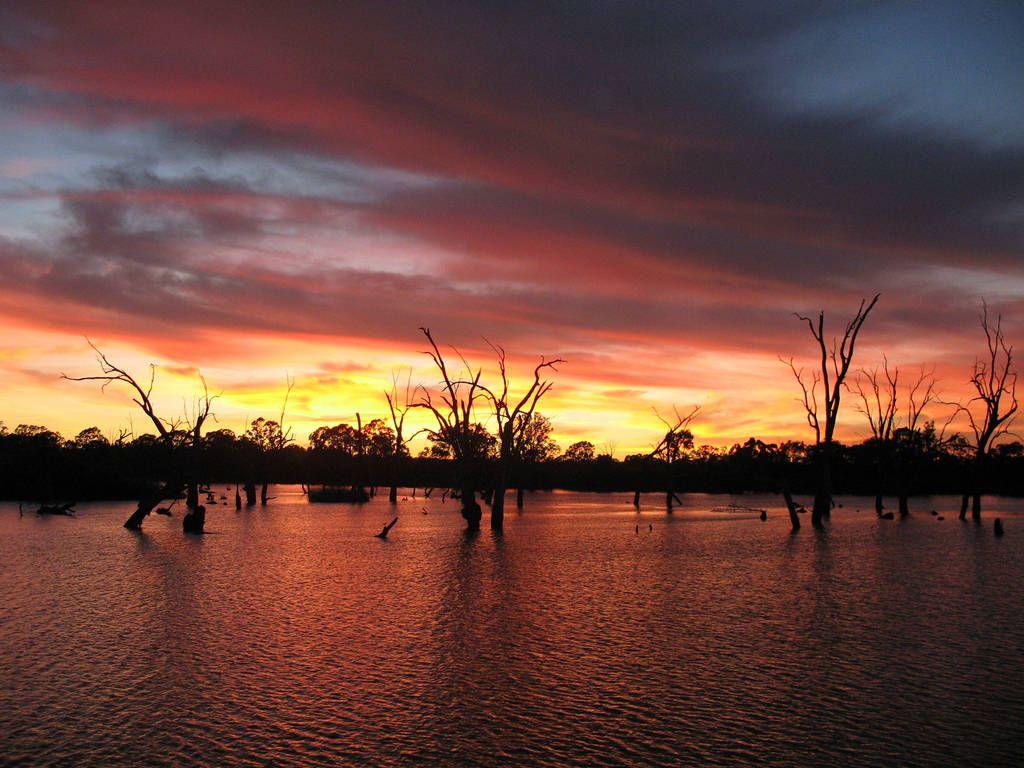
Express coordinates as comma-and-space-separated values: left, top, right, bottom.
0, 2, 1021, 447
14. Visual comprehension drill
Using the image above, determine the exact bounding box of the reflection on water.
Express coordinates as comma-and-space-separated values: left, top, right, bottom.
2, 489, 1023, 767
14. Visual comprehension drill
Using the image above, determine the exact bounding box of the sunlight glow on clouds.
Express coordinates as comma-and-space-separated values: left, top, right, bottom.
0, 2, 1021, 452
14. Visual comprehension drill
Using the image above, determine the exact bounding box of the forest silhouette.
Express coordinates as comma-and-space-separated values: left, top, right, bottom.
4, 297, 1019, 533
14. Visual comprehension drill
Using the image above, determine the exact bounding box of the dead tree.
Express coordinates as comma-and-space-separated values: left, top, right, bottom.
642, 406, 699, 512
181, 381, 216, 533
384, 370, 414, 504
851, 361, 937, 517
893, 368, 937, 516
786, 293, 880, 528
266, 377, 295, 504
414, 328, 488, 531
63, 342, 214, 531
850, 358, 899, 516
478, 342, 563, 530
951, 303, 1018, 520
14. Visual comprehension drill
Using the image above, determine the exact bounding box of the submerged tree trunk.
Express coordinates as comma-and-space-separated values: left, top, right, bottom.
260, 482, 268, 506
968, 456, 984, 521
461, 486, 482, 531
516, 486, 524, 510
960, 494, 970, 520
665, 463, 678, 512
124, 495, 162, 530
186, 482, 199, 511
182, 505, 205, 534
244, 482, 257, 507
898, 494, 910, 517
874, 494, 884, 517
811, 452, 832, 528
811, 491, 830, 527
489, 453, 511, 530
389, 484, 398, 503
124, 481, 181, 530
782, 488, 801, 531
491, 466, 508, 529
234, 485, 241, 510
633, 489, 641, 509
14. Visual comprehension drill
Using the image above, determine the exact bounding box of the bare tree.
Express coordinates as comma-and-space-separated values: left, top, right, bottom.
180, 379, 216, 532
384, 369, 415, 503
786, 293, 880, 527
478, 342, 564, 530
413, 328, 488, 531
893, 367, 938, 516
850, 357, 899, 516
851, 361, 938, 517
262, 376, 295, 505
950, 303, 1018, 520
63, 341, 215, 531
634, 406, 699, 511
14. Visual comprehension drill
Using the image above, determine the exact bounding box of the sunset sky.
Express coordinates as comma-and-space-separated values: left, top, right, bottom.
1, 2, 1022, 454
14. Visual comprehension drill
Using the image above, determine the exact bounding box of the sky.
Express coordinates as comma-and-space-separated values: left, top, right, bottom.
0, 1, 1022, 454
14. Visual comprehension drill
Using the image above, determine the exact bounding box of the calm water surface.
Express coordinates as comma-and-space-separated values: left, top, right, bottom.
2, 490, 1023, 767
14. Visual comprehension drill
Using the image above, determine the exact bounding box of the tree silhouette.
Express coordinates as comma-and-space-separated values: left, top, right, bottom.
62, 341, 216, 531
477, 342, 564, 530
850, 358, 899, 516
384, 369, 415, 503
562, 441, 596, 462
513, 413, 558, 509
637, 406, 700, 511
786, 293, 880, 527
851, 361, 938, 516
413, 328, 489, 530
950, 302, 1018, 520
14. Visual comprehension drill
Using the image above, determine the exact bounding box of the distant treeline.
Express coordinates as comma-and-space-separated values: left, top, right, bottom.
4, 421, 1023, 502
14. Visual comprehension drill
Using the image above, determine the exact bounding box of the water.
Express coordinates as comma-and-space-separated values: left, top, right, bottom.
2, 490, 1023, 767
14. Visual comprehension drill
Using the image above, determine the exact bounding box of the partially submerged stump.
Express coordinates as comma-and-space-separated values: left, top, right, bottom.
782, 489, 801, 531
994, 518, 1005, 537
182, 505, 206, 534
375, 517, 398, 539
